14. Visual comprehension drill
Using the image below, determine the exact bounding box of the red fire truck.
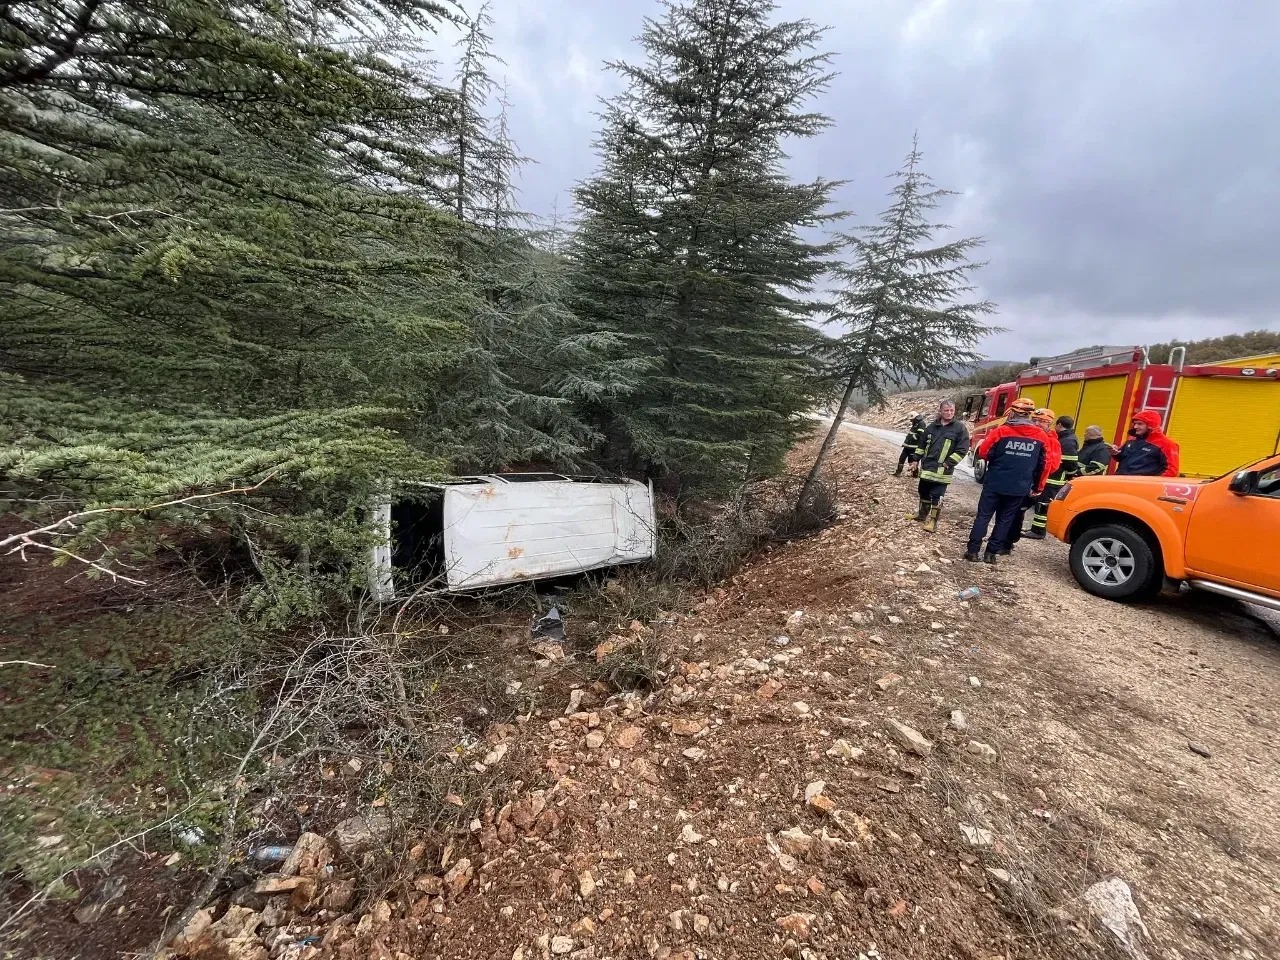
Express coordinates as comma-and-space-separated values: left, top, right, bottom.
963, 344, 1280, 478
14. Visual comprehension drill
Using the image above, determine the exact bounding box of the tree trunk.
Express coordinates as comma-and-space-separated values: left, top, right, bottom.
794, 376, 858, 516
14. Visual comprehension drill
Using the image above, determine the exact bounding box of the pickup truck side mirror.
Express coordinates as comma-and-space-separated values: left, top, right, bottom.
1228, 470, 1258, 495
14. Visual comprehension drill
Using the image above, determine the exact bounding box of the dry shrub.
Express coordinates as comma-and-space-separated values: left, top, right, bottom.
776, 474, 838, 538
653, 472, 839, 588
594, 632, 670, 692
935, 763, 1112, 957
147, 619, 521, 948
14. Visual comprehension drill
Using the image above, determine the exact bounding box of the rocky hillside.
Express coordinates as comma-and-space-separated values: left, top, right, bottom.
854, 390, 969, 429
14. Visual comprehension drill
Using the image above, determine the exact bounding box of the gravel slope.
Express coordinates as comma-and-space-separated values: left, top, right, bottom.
163, 427, 1279, 960
408, 428, 1279, 960
845, 424, 1280, 960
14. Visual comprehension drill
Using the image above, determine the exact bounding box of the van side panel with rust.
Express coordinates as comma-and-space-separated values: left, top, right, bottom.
442, 480, 655, 590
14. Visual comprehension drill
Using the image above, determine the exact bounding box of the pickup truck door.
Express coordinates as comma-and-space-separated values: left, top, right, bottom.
1183, 460, 1280, 593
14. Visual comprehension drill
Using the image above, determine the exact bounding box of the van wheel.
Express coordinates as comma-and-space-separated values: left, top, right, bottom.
1068, 523, 1161, 601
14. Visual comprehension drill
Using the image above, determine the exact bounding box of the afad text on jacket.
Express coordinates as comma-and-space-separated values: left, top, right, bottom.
975, 417, 1061, 496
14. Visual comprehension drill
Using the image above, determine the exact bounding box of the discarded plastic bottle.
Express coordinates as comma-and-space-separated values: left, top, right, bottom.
252, 845, 293, 862
956, 587, 981, 601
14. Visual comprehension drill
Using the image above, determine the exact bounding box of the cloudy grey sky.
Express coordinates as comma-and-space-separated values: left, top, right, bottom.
437, 0, 1278, 361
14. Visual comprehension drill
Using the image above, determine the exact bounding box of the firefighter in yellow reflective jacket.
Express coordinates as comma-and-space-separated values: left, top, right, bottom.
895, 412, 927, 476
908, 399, 971, 533
1027, 414, 1079, 539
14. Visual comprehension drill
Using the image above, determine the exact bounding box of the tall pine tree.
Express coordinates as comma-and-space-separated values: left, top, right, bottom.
797, 139, 995, 511
427, 5, 607, 470
571, 0, 841, 495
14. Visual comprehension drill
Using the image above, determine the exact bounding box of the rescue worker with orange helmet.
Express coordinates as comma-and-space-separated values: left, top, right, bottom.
1026, 413, 1080, 540
964, 398, 1059, 563
999, 407, 1060, 551
972, 396, 1034, 481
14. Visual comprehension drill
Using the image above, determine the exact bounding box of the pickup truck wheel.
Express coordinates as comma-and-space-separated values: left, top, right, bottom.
1069, 523, 1161, 601
972, 454, 986, 482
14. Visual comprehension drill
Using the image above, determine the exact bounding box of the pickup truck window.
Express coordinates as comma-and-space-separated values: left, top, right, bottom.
1255, 465, 1280, 498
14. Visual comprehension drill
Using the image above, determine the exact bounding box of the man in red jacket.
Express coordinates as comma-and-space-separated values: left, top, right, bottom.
1111, 411, 1181, 477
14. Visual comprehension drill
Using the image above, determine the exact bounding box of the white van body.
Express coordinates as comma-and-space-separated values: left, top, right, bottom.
369, 474, 656, 598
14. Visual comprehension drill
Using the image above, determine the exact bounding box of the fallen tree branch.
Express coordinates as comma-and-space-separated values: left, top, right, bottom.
1, 472, 278, 583
6, 535, 146, 584
0, 806, 197, 937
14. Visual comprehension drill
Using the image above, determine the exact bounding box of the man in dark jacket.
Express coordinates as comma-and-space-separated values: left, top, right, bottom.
1077, 425, 1112, 476
895, 412, 927, 476
964, 407, 1060, 563
1026, 414, 1080, 539
910, 400, 970, 533
1112, 410, 1181, 476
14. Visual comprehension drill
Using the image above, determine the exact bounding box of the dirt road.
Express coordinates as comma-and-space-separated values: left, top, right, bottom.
157, 427, 1279, 960
844, 423, 1280, 959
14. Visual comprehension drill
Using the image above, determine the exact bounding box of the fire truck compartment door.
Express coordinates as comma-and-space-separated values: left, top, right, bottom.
1075, 375, 1129, 443
1047, 380, 1084, 423
1017, 384, 1050, 409
1168, 377, 1280, 478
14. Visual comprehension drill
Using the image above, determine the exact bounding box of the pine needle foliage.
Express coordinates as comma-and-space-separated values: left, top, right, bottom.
427, 5, 620, 471
0, 0, 503, 617
571, 0, 842, 495
798, 139, 997, 510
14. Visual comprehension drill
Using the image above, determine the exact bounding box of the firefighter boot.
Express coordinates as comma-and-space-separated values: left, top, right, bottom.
893, 463, 904, 477
922, 505, 941, 533
1024, 528, 1047, 541
906, 499, 930, 522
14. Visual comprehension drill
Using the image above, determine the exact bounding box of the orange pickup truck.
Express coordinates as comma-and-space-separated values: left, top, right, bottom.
1045, 453, 1280, 608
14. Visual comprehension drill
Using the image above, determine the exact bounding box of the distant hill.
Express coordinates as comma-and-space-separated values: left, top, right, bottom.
942, 360, 1025, 390
940, 329, 1280, 391
887, 359, 1019, 391
948, 358, 1020, 376
1146, 330, 1280, 365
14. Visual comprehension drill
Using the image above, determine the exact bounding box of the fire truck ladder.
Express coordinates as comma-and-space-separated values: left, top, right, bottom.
1140, 346, 1187, 426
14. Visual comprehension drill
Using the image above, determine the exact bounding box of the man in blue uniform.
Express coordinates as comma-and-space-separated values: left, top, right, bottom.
964, 400, 1059, 563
